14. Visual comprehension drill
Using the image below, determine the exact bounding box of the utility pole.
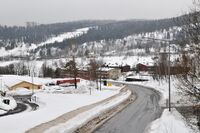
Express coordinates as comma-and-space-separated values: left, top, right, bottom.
31, 56, 35, 95
100, 67, 102, 91
168, 41, 171, 112
142, 36, 172, 112
32, 72, 34, 94
0, 78, 2, 92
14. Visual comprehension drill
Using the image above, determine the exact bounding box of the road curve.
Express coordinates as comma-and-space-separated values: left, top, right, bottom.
94, 84, 162, 133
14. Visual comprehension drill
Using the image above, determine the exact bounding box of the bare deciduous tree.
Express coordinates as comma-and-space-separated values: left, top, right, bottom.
88, 59, 100, 90
88, 59, 104, 90
176, 0, 200, 102
65, 56, 78, 89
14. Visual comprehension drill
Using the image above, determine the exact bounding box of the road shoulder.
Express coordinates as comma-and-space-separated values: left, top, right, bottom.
26, 86, 134, 133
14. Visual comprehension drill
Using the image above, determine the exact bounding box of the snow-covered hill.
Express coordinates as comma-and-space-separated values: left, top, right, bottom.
0, 27, 91, 58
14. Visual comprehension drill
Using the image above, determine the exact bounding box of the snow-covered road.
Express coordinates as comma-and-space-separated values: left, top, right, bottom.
94, 84, 162, 133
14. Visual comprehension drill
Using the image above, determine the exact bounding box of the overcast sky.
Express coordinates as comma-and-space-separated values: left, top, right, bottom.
0, 0, 193, 26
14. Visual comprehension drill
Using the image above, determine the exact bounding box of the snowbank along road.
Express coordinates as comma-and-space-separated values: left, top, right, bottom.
94, 84, 162, 133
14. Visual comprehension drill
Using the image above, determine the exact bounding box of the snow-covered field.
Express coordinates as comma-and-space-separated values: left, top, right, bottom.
0, 75, 122, 133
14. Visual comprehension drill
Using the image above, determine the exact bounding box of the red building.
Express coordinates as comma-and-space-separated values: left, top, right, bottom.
56, 79, 80, 85
136, 63, 148, 71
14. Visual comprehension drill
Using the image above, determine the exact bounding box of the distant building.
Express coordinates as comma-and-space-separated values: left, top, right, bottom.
56, 79, 80, 85
136, 63, 148, 71
103, 64, 131, 72
121, 65, 131, 72
78, 68, 90, 80
1, 75, 46, 91
99, 67, 121, 80
78, 67, 121, 80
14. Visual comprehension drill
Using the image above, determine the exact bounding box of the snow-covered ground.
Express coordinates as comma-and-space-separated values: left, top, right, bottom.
0, 75, 122, 133
131, 77, 181, 106
114, 73, 199, 133
99, 55, 154, 67
29, 27, 90, 50
146, 109, 193, 133
115, 73, 191, 107
0, 60, 19, 67
44, 90, 131, 133
0, 54, 196, 133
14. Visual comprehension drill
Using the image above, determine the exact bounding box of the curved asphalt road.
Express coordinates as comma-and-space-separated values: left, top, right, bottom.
0, 100, 38, 117
95, 84, 162, 133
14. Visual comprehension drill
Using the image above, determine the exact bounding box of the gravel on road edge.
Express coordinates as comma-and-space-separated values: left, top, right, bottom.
75, 91, 136, 133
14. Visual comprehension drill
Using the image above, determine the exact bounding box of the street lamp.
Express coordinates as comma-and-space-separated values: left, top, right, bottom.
142, 37, 172, 112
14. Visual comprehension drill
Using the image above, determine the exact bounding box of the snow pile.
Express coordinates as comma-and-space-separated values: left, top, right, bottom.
44, 90, 131, 133
42, 85, 88, 94
0, 109, 6, 115
146, 109, 193, 133
42, 79, 93, 94
8, 88, 33, 96
0, 97, 17, 111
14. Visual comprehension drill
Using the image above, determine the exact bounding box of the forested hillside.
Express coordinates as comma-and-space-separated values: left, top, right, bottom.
0, 14, 191, 59
0, 20, 112, 49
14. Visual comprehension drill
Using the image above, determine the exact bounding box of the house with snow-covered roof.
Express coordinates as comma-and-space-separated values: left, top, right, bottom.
8, 81, 42, 90
77, 67, 121, 80
1, 75, 50, 91
98, 67, 121, 80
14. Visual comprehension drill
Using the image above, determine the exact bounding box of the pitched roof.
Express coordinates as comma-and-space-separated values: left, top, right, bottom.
0, 75, 51, 88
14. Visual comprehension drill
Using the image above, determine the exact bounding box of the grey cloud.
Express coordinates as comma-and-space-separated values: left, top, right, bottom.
0, 0, 193, 26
